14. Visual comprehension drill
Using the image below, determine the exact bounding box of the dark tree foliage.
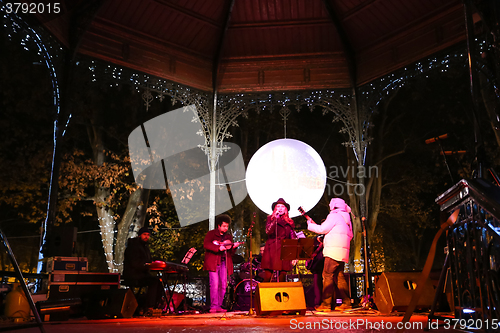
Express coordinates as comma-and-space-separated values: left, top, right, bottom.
370, 61, 499, 272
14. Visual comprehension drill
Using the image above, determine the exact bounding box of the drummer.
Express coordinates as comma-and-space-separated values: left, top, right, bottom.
252, 243, 266, 281
203, 214, 242, 313
123, 226, 164, 316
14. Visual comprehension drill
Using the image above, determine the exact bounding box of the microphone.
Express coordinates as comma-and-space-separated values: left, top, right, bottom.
425, 134, 448, 144
440, 150, 466, 156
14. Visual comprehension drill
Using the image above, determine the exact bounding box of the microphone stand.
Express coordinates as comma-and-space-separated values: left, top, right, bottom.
247, 213, 256, 315
274, 216, 278, 282
361, 217, 371, 303
273, 213, 282, 282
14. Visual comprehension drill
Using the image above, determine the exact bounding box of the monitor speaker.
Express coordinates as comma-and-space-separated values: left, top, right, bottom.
84, 289, 138, 319
36, 298, 82, 322
255, 282, 306, 315
373, 272, 435, 314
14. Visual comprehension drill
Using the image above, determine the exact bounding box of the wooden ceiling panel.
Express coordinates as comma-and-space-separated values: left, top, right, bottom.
154, 10, 180, 36
99, 0, 132, 24
344, 0, 463, 51
224, 23, 340, 59
157, 0, 226, 23
33, 0, 468, 92
136, 3, 164, 33
231, 0, 327, 24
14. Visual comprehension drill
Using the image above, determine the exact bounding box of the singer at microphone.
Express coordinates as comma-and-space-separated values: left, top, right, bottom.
261, 198, 296, 282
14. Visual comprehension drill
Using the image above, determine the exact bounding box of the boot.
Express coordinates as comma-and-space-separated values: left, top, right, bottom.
315, 303, 332, 312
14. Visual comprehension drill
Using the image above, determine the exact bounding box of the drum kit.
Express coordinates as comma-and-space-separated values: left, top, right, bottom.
224, 259, 264, 311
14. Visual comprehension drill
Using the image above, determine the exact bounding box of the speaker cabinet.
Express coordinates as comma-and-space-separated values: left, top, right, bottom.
255, 282, 306, 315
84, 289, 138, 319
36, 298, 82, 322
373, 272, 435, 314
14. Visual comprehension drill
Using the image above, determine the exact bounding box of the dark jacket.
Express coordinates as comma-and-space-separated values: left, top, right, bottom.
306, 235, 325, 274
203, 229, 235, 275
261, 215, 295, 271
123, 237, 152, 281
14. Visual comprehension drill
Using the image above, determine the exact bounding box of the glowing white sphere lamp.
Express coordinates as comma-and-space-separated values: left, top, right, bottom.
245, 139, 326, 218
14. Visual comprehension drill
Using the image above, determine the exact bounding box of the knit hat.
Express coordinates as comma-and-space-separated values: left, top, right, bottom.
272, 198, 290, 211
329, 198, 351, 213
138, 226, 151, 236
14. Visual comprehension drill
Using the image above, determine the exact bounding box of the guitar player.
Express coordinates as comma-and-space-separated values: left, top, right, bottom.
203, 214, 243, 313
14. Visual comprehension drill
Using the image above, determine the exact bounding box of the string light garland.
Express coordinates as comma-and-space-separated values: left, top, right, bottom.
76, 47, 470, 169
2, 4, 66, 272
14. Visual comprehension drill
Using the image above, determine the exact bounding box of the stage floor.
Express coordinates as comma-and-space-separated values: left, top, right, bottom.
3, 310, 462, 333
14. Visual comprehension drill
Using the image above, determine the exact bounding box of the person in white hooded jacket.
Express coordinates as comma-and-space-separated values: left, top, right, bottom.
307, 198, 353, 312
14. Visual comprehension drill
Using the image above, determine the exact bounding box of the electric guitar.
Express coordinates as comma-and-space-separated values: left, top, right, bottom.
298, 206, 322, 269
306, 236, 324, 271
298, 206, 311, 220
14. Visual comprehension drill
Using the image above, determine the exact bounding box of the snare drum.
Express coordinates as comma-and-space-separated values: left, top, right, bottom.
233, 279, 259, 311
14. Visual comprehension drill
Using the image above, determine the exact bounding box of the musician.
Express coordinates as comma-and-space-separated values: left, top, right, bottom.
307, 198, 353, 312
203, 214, 241, 313
123, 226, 164, 315
252, 243, 266, 281
261, 198, 296, 282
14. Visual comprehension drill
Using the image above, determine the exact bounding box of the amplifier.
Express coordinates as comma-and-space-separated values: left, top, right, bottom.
373, 272, 435, 313
255, 282, 307, 315
36, 298, 82, 321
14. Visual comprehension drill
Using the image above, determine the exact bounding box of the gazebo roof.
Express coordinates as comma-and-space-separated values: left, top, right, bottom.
37, 0, 468, 93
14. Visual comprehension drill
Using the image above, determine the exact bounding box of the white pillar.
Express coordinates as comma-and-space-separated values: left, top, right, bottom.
209, 93, 218, 231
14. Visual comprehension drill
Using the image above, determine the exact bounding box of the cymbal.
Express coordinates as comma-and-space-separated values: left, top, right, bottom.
232, 254, 244, 264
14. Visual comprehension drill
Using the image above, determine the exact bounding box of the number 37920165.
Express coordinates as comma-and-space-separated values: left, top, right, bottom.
5, 3, 61, 14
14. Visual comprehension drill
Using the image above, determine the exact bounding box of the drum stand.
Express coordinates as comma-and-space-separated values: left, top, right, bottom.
247, 237, 255, 315
246, 214, 256, 316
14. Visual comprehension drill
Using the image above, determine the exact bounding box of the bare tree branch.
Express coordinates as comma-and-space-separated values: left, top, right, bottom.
381, 178, 407, 189
374, 148, 406, 167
